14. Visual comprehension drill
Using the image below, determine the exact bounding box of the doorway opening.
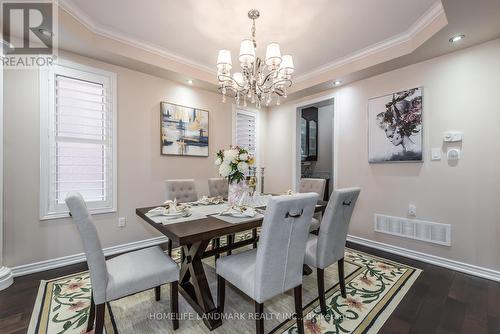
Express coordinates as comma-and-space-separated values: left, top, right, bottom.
295, 98, 334, 200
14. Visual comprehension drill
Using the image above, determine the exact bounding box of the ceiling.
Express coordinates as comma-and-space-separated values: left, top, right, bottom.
60, 0, 440, 78
56, 0, 500, 98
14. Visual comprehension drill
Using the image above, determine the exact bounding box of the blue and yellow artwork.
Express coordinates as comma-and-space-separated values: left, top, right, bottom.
160, 102, 209, 157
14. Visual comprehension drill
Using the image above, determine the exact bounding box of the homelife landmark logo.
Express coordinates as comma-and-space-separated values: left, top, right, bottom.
1, 0, 58, 68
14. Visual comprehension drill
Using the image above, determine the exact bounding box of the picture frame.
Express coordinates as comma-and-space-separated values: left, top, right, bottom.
160, 102, 209, 157
368, 87, 423, 163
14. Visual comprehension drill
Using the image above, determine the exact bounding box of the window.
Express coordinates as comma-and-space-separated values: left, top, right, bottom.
40, 61, 117, 219
234, 108, 258, 160
233, 108, 260, 180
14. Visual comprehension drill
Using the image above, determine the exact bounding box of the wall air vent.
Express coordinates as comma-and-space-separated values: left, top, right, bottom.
374, 214, 451, 246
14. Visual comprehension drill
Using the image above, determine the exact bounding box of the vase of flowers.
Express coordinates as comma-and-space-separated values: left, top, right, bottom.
215, 147, 254, 206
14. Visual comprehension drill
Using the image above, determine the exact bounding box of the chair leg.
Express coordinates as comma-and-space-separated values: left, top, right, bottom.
217, 275, 225, 313
317, 268, 327, 316
303, 264, 313, 276
94, 303, 105, 334
213, 238, 220, 260
338, 258, 347, 298
294, 285, 305, 334
167, 239, 172, 257
155, 285, 161, 301
252, 228, 258, 248
170, 281, 179, 330
254, 301, 264, 334
86, 293, 95, 332
227, 234, 233, 255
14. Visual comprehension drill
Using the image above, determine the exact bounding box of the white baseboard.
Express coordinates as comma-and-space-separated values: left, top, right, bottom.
0, 266, 14, 290
347, 234, 500, 282
11, 236, 168, 277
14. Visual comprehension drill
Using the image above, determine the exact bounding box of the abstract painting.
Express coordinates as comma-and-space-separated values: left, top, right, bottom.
160, 102, 209, 157
368, 87, 423, 163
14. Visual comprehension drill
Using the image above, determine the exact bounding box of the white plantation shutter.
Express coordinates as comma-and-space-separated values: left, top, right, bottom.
235, 109, 257, 157
40, 63, 117, 218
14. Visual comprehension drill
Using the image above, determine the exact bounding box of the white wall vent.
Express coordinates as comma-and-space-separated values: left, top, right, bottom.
374, 214, 451, 246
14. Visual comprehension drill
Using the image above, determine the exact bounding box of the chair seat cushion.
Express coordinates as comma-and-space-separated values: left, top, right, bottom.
106, 246, 179, 301
216, 249, 257, 300
304, 234, 319, 268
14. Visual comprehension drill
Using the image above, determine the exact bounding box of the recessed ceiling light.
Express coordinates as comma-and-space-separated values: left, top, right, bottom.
449, 34, 465, 43
333, 80, 342, 86
187, 79, 193, 85
38, 28, 53, 37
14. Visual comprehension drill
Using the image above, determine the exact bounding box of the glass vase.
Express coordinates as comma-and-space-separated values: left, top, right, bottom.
228, 180, 248, 206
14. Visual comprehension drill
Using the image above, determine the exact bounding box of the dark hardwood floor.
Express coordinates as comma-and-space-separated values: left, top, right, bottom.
0, 242, 499, 334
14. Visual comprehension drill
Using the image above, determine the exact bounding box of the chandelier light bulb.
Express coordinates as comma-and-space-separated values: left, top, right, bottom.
217, 49, 232, 72
239, 39, 256, 67
233, 72, 244, 86
265, 43, 282, 68
280, 55, 294, 74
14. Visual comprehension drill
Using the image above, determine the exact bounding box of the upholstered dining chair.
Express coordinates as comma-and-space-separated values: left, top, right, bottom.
299, 178, 327, 231
65, 192, 180, 333
165, 179, 198, 203
303, 187, 360, 316
216, 193, 318, 334
165, 179, 199, 258
208, 177, 229, 198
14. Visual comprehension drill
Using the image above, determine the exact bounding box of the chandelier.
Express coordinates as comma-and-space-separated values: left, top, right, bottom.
216, 9, 294, 108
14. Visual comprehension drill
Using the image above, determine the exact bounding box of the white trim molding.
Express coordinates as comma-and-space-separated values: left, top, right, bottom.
294, 1, 446, 83
11, 236, 168, 277
58, 1, 215, 75
0, 267, 13, 290
347, 235, 500, 282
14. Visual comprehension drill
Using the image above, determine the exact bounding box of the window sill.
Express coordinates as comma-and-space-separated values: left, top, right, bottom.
40, 207, 117, 221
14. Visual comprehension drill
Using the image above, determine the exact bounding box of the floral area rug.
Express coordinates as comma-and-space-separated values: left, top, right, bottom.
28, 239, 420, 334
271, 250, 421, 334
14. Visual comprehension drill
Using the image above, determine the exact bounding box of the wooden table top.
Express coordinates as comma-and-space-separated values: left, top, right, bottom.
136, 200, 327, 247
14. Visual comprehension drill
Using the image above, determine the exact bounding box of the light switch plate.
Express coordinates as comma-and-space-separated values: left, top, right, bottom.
431, 148, 441, 161
118, 217, 126, 228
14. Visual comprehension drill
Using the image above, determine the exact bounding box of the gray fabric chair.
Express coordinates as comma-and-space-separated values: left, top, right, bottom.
303, 187, 360, 315
65, 192, 180, 333
165, 179, 198, 203
299, 178, 326, 199
216, 193, 318, 334
208, 177, 228, 198
299, 178, 327, 231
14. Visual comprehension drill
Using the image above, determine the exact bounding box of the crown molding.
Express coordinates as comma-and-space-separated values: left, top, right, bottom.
58, 0, 216, 75
294, 1, 446, 83
59, 0, 445, 90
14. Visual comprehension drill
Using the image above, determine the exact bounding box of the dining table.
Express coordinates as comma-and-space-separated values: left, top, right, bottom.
136, 195, 327, 331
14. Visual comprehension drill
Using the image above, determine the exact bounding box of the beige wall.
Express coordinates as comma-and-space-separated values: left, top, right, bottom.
265, 39, 500, 271
3, 52, 233, 267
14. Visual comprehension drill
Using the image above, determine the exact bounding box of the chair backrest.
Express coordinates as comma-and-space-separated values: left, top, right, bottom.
254, 193, 318, 303
165, 179, 198, 203
208, 178, 228, 198
65, 192, 108, 304
299, 178, 326, 199
316, 187, 360, 269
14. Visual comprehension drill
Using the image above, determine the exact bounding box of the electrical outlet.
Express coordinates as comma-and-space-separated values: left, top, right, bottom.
118, 217, 126, 228
408, 205, 417, 217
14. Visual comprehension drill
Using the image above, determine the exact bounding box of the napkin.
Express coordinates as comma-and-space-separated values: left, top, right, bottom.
220, 206, 256, 217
